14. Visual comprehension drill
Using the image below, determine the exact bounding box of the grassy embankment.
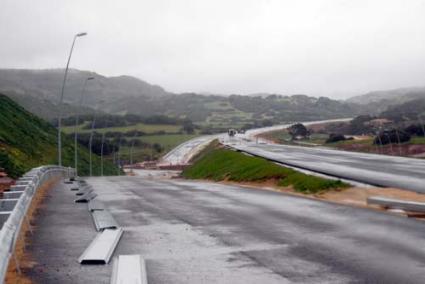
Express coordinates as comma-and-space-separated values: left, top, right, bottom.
182, 141, 348, 194
0, 94, 119, 178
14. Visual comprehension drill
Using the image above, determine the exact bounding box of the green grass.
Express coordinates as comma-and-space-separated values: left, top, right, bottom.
107, 134, 199, 163
183, 143, 348, 194
62, 122, 182, 134
410, 136, 425, 145
0, 94, 119, 178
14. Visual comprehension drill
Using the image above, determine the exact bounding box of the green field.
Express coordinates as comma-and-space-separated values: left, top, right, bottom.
109, 134, 199, 162
62, 122, 182, 134
410, 137, 425, 145
62, 119, 199, 163
183, 142, 348, 194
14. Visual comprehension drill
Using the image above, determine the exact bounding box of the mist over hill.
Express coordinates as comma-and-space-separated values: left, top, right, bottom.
347, 87, 425, 113
2, 68, 421, 128
0, 68, 170, 104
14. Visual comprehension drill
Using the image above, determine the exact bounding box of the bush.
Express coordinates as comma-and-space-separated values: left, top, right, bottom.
404, 124, 425, 137
326, 133, 352, 143
288, 123, 309, 139
374, 129, 411, 145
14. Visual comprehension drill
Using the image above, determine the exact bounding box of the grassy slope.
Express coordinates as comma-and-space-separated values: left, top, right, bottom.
183, 142, 348, 194
0, 94, 119, 178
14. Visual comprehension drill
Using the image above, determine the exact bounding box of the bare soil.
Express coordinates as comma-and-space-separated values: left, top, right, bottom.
217, 179, 425, 217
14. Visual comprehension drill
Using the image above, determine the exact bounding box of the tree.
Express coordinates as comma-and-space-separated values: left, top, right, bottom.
326, 133, 352, 143
288, 123, 309, 140
373, 129, 410, 145
152, 143, 163, 153
182, 120, 195, 134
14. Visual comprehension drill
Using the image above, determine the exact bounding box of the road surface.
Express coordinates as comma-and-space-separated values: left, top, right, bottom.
160, 135, 219, 165
227, 142, 425, 193
27, 175, 425, 283
160, 118, 352, 165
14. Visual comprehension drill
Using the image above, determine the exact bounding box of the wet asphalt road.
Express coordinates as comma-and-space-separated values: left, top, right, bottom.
28, 176, 425, 283
228, 143, 425, 193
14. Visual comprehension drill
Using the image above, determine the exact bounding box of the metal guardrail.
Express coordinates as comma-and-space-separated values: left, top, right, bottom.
78, 228, 124, 264
111, 255, 148, 284
0, 165, 74, 283
367, 196, 425, 212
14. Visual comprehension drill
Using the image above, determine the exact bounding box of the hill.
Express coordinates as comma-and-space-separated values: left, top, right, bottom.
347, 87, 425, 113
0, 94, 119, 178
0, 69, 362, 127
0, 68, 170, 119
379, 97, 425, 122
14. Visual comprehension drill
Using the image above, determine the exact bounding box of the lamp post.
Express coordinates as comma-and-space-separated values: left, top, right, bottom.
129, 130, 138, 174
57, 32, 87, 167
74, 76, 94, 176
117, 135, 123, 176
88, 117, 96, 177
100, 127, 107, 176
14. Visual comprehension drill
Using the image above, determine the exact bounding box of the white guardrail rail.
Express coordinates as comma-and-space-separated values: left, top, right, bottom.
0, 165, 74, 283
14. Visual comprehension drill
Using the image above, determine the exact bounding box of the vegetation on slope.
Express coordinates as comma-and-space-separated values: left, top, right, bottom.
0, 94, 119, 178
182, 141, 348, 194
0, 69, 363, 129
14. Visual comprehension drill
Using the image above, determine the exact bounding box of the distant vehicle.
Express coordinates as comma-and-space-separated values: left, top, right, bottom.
228, 129, 237, 137
238, 129, 246, 134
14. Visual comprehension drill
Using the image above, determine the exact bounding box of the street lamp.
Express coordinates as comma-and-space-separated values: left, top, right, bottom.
74, 76, 94, 176
117, 135, 123, 176
129, 130, 138, 174
57, 32, 87, 166
100, 131, 107, 177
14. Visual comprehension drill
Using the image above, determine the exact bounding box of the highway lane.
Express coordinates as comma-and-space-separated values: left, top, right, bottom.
160, 135, 220, 165
27, 175, 425, 283
88, 176, 425, 283
227, 142, 425, 193
159, 119, 352, 166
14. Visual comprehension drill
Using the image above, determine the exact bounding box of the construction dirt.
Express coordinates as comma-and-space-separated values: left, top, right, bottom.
218, 179, 425, 218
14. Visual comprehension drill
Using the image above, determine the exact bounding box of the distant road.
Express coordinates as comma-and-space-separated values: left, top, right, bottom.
244, 118, 352, 140
161, 118, 425, 192
227, 142, 425, 193
161, 118, 352, 165
161, 135, 220, 165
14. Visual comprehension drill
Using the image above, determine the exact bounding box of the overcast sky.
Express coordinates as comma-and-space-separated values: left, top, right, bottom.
1, 0, 424, 98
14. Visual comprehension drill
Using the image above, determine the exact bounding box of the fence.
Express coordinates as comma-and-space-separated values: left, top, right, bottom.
0, 166, 74, 283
